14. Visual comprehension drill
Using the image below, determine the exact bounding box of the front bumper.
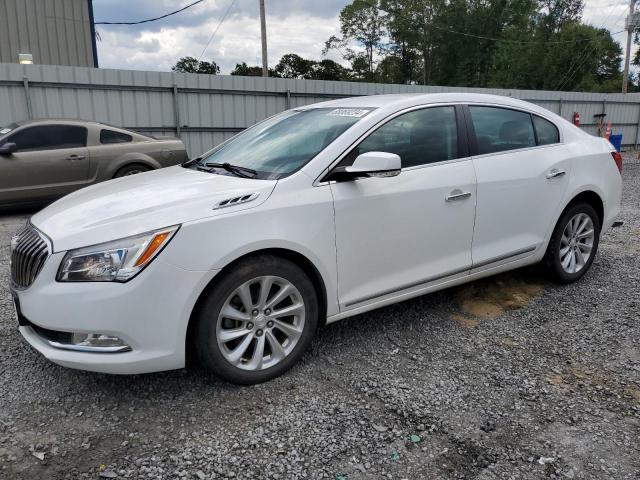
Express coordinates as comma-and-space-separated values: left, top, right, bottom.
13, 251, 217, 375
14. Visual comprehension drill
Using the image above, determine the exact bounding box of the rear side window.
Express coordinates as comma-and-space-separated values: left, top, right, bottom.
533, 115, 559, 145
346, 106, 459, 168
100, 129, 133, 144
7, 125, 87, 152
469, 106, 536, 155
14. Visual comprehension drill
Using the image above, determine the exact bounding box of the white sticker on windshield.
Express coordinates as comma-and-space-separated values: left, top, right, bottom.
327, 108, 369, 118
0, 128, 11, 135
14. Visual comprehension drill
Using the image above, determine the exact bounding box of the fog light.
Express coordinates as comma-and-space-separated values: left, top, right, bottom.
48, 333, 131, 353
71, 333, 128, 348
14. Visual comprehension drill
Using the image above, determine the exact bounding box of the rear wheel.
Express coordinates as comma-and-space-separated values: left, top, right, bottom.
194, 255, 318, 385
114, 164, 151, 178
543, 203, 600, 283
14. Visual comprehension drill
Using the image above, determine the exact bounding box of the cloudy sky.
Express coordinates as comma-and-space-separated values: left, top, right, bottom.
92, 0, 633, 74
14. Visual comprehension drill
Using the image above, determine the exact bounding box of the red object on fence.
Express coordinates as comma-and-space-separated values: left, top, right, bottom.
572, 112, 580, 126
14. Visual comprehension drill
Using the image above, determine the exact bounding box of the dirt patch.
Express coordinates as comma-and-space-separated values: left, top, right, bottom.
496, 336, 517, 347
545, 372, 565, 386
450, 274, 544, 326
450, 314, 479, 328
544, 363, 640, 404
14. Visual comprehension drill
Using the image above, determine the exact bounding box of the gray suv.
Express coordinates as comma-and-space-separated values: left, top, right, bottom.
0, 119, 187, 208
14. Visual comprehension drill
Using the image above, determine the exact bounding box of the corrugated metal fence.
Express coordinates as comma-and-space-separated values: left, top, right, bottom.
1, 63, 640, 157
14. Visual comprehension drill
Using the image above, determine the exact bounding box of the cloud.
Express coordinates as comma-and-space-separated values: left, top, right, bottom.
96, 12, 345, 73
94, 0, 349, 72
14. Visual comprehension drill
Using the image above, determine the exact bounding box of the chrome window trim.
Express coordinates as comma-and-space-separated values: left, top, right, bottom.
469, 142, 565, 160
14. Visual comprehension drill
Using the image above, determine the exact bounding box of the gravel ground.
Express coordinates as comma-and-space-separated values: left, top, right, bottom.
0, 154, 638, 480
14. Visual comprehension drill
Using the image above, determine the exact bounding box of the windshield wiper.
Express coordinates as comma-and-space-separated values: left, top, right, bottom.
181, 156, 201, 167
204, 162, 257, 178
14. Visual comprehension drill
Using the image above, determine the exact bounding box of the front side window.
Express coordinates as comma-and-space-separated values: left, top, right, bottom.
100, 129, 133, 144
469, 106, 536, 155
6, 125, 87, 152
196, 108, 372, 179
533, 115, 560, 145
340, 106, 459, 169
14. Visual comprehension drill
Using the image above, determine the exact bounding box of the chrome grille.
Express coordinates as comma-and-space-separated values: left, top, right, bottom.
10, 225, 50, 289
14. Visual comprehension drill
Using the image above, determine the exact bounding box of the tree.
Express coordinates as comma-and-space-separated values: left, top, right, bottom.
375, 55, 403, 83
537, 0, 584, 32
230, 62, 263, 76
324, 0, 387, 81
308, 60, 351, 81
172, 56, 220, 74
273, 53, 316, 78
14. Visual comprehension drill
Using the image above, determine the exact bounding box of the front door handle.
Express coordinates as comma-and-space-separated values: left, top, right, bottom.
445, 190, 472, 202
546, 169, 566, 179
65, 154, 86, 161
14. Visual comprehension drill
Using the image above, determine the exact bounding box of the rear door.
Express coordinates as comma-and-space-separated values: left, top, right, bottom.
0, 124, 90, 204
466, 105, 571, 268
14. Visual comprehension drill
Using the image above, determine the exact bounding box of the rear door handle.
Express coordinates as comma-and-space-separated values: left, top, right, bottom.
65, 154, 86, 161
546, 169, 566, 179
445, 190, 472, 202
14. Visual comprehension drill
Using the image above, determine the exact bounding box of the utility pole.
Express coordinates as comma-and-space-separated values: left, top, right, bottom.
623, 0, 638, 93
259, 0, 268, 77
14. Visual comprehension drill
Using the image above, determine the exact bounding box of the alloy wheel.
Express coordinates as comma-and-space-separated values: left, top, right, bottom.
559, 213, 595, 274
216, 275, 305, 371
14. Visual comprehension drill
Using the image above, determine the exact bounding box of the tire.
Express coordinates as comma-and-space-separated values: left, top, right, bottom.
543, 202, 600, 283
113, 164, 151, 178
194, 255, 319, 385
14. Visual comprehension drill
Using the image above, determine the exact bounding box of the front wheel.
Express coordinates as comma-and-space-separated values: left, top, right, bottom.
543, 203, 600, 283
194, 255, 319, 385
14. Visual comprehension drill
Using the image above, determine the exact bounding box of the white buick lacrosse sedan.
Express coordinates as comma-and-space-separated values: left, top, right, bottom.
10, 93, 622, 384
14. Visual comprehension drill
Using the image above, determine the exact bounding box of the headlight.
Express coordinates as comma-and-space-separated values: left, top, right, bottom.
57, 226, 179, 282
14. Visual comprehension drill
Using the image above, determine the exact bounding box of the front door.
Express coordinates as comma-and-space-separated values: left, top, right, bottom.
0, 124, 90, 205
329, 105, 477, 310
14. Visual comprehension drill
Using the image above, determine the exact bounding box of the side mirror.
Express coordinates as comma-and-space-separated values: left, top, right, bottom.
0, 142, 17, 155
328, 151, 401, 181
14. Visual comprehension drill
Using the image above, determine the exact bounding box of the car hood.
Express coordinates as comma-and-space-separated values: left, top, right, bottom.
31, 166, 277, 252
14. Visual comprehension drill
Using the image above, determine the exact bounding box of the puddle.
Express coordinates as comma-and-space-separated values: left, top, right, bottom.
450, 274, 544, 326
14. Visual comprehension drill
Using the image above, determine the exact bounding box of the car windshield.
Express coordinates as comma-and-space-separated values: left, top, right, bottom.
195, 107, 372, 179
0, 122, 18, 138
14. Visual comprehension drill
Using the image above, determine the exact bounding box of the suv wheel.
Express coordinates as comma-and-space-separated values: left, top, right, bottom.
194, 255, 319, 384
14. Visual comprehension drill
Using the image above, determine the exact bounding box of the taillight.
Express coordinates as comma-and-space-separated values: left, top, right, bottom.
611, 151, 623, 174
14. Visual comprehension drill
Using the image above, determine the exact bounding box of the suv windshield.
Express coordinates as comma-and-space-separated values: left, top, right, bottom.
195, 107, 372, 179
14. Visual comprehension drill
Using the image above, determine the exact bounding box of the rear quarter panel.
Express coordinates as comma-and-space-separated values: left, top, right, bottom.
561, 132, 622, 232
90, 139, 187, 181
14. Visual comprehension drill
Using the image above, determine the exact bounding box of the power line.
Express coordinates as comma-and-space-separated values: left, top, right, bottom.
95, 0, 205, 25
554, 5, 620, 90
197, 0, 238, 62
555, 6, 629, 90
428, 24, 625, 44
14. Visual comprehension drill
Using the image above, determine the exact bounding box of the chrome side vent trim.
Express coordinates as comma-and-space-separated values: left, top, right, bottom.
213, 192, 260, 210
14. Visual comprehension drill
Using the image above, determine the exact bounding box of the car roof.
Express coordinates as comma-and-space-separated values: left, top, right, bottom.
301, 92, 542, 112
14, 118, 107, 127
